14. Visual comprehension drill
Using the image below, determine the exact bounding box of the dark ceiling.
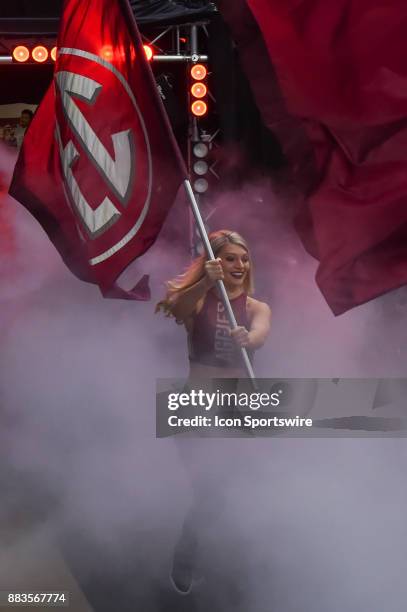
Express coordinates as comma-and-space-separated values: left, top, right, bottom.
0, 3, 61, 104
1, 1, 64, 18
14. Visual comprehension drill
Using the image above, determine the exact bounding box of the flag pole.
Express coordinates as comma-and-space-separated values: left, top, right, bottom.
120, 2, 255, 384
183, 180, 257, 385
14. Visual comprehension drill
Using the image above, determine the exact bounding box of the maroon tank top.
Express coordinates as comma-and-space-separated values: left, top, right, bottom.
188, 290, 253, 368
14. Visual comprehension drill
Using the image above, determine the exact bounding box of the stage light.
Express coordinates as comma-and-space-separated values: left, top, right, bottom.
191, 83, 207, 99
143, 45, 154, 61
193, 142, 209, 158
194, 178, 209, 193
191, 100, 207, 117
32, 46, 48, 63
190, 64, 207, 81
193, 161, 208, 175
51, 47, 57, 62
13, 46, 29, 63
100, 45, 114, 61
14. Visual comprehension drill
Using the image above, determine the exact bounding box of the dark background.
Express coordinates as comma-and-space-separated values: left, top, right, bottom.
0, 0, 284, 176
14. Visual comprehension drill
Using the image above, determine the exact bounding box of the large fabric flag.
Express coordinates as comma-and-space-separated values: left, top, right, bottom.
221, 0, 407, 314
9, 0, 188, 299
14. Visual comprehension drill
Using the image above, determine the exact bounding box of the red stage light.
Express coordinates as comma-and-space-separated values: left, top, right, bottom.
143, 45, 154, 61
32, 46, 48, 63
100, 45, 114, 61
13, 46, 29, 63
190, 64, 207, 81
191, 83, 207, 99
191, 100, 208, 117
51, 47, 57, 62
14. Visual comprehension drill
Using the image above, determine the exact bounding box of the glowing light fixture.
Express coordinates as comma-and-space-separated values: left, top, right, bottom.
13, 46, 29, 63
194, 178, 209, 193
32, 46, 48, 63
100, 45, 113, 61
51, 46, 57, 62
191, 83, 207, 99
193, 142, 209, 158
191, 100, 207, 117
190, 64, 207, 80
143, 45, 154, 61
193, 161, 208, 175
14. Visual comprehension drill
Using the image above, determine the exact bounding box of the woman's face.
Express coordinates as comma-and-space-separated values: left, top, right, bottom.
217, 243, 250, 290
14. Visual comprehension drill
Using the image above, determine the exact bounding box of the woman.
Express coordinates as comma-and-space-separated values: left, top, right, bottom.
157, 229, 271, 379
157, 230, 271, 595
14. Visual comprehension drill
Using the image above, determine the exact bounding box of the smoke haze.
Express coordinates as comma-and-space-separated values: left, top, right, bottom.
1, 144, 406, 611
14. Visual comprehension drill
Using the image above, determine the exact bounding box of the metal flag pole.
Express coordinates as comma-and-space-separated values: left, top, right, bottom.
183, 179, 257, 386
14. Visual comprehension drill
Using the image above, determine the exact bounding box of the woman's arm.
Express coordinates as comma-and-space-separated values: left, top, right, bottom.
170, 258, 223, 321
230, 299, 271, 349
248, 300, 271, 349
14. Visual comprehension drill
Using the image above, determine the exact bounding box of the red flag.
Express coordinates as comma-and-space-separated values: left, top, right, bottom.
9, 0, 187, 299
222, 0, 407, 314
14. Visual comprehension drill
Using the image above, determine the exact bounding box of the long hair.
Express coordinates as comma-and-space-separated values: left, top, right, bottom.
156, 230, 254, 318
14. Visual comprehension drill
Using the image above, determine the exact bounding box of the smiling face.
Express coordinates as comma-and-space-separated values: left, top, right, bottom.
217, 243, 250, 292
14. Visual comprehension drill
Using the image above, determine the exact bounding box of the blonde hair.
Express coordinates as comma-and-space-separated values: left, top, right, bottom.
156, 230, 254, 317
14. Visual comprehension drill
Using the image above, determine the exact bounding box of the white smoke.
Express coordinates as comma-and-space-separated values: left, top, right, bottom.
1, 145, 406, 611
